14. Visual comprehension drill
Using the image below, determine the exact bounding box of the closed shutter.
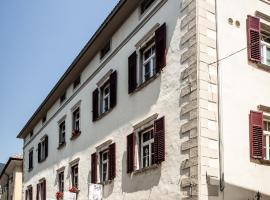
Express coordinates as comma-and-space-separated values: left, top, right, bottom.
43, 180, 46, 200
36, 184, 39, 200
91, 153, 97, 183
38, 143, 41, 163
128, 51, 137, 94
154, 117, 165, 164
247, 15, 261, 63
45, 136, 48, 159
108, 143, 116, 180
127, 133, 135, 173
92, 89, 99, 122
249, 110, 264, 159
110, 71, 117, 109
155, 23, 167, 73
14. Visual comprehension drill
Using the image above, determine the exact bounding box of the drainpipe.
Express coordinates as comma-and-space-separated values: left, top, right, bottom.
214, 0, 225, 195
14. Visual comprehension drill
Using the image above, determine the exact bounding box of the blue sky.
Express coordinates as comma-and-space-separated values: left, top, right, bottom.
0, 0, 119, 163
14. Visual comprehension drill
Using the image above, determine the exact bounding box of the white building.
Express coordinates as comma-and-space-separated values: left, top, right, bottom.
17, 0, 270, 199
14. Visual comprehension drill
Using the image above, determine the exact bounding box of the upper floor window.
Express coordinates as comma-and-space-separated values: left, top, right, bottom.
261, 30, 270, 66
140, 0, 156, 14
128, 24, 167, 93
28, 149, 33, 171
60, 91, 66, 104
100, 40, 111, 60
30, 130, 33, 138
58, 171, 64, 192
92, 71, 117, 121
37, 180, 46, 200
140, 128, 155, 168
38, 136, 48, 163
42, 114, 47, 124
263, 119, 270, 160
71, 108, 81, 139
58, 121, 66, 148
71, 164, 79, 189
73, 76, 81, 90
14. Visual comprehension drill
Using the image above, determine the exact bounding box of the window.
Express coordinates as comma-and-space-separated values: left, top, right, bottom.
71, 108, 80, 139
59, 121, 66, 147
140, 128, 155, 168
128, 24, 166, 93
92, 71, 117, 121
58, 171, 64, 192
37, 180, 46, 200
60, 92, 66, 104
261, 30, 270, 66
263, 120, 270, 160
73, 76, 81, 89
25, 186, 33, 200
71, 164, 79, 188
38, 136, 48, 163
42, 114, 47, 124
126, 117, 165, 173
100, 40, 111, 60
140, 0, 155, 14
100, 150, 109, 182
28, 150, 33, 171
30, 131, 33, 138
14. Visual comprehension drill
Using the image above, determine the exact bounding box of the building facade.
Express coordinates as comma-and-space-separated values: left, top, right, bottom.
0, 156, 23, 200
17, 0, 270, 199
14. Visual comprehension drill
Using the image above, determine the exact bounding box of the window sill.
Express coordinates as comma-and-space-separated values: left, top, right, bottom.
133, 164, 160, 175
94, 108, 114, 122
98, 180, 113, 186
57, 142, 66, 150
70, 131, 81, 141
256, 63, 270, 72
251, 158, 270, 166
28, 168, 33, 172
130, 72, 160, 95
38, 158, 47, 164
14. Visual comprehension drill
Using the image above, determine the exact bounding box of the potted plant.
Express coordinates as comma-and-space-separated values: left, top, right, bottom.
69, 186, 79, 193
55, 191, 63, 200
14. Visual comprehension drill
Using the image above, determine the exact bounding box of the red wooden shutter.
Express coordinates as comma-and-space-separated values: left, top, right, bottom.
38, 143, 41, 163
247, 15, 261, 63
249, 111, 264, 159
110, 71, 117, 108
128, 51, 137, 94
109, 143, 116, 180
92, 89, 99, 122
36, 184, 39, 200
45, 136, 48, 159
155, 23, 167, 73
43, 180, 46, 200
127, 133, 135, 173
91, 153, 97, 183
154, 117, 165, 164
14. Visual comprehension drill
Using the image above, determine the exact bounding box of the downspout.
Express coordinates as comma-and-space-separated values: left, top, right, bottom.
215, 0, 225, 195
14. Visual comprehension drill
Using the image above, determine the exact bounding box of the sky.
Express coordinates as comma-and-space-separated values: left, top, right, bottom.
0, 0, 119, 163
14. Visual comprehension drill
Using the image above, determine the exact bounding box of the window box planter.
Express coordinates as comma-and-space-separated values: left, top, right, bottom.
70, 130, 81, 140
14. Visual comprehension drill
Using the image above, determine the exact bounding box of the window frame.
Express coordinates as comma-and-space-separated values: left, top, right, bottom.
37, 181, 46, 200
141, 42, 156, 83
28, 149, 34, 171
58, 171, 65, 192
40, 138, 46, 161
100, 40, 111, 60
263, 119, 270, 160
59, 121, 66, 147
60, 92, 66, 104
100, 81, 111, 114
71, 164, 79, 189
100, 149, 109, 183
72, 107, 80, 133
73, 76, 81, 90
140, 0, 156, 15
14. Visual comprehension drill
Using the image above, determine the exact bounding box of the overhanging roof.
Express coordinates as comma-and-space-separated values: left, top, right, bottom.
17, 0, 143, 139
0, 156, 23, 180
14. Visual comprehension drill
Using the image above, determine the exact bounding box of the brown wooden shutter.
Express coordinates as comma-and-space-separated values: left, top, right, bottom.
43, 180, 46, 200
36, 184, 39, 200
249, 111, 264, 159
108, 143, 116, 180
92, 89, 99, 122
128, 51, 137, 94
25, 190, 28, 200
110, 71, 117, 109
127, 133, 135, 173
45, 136, 48, 159
155, 23, 167, 73
30, 187, 33, 200
154, 117, 165, 164
247, 15, 261, 63
91, 153, 97, 183
38, 143, 41, 163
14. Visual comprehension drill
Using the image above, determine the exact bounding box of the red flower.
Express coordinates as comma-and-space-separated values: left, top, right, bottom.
56, 192, 63, 199
69, 186, 78, 193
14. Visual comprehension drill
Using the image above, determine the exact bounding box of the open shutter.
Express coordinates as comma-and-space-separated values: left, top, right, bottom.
108, 143, 116, 180
154, 117, 165, 164
127, 133, 135, 173
247, 15, 261, 63
155, 23, 167, 73
45, 136, 48, 159
249, 111, 264, 159
25, 190, 28, 200
43, 180, 46, 200
38, 143, 41, 163
128, 51, 137, 94
92, 89, 99, 122
36, 184, 39, 200
110, 71, 117, 109
91, 153, 97, 183
30, 187, 33, 200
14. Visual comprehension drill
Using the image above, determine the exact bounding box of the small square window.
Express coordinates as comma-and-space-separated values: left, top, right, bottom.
58, 171, 64, 192
100, 41, 111, 60
73, 76, 81, 89
71, 164, 79, 188
140, 0, 155, 15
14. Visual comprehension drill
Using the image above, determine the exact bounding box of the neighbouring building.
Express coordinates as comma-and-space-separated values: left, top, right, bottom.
16, 0, 270, 199
0, 156, 23, 200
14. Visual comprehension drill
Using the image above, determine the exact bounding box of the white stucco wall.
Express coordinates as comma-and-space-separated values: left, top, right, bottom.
217, 0, 270, 199
22, 1, 187, 199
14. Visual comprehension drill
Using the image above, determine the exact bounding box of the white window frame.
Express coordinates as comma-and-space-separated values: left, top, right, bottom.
71, 164, 79, 188
100, 150, 109, 182
261, 41, 270, 66
73, 108, 80, 132
141, 42, 156, 83
38, 182, 45, 200
58, 171, 64, 192
59, 121, 66, 145
101, 83, 110, 114
140, 127, 155, 169
264, 119, 270, 160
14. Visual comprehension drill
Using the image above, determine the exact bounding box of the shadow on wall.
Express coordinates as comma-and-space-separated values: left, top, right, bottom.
121, 152, 161, 194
